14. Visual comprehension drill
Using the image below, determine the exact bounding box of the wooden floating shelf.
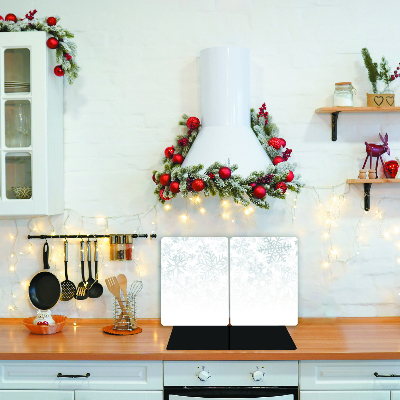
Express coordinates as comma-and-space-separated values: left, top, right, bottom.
347, 178, 400, 211
315, 107, 400, 141
316, 107, 400, 113
347, 178, 400, 184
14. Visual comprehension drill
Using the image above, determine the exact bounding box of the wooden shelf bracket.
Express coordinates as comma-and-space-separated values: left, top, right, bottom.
364, 183, 372, 211
331, 111, 341, 141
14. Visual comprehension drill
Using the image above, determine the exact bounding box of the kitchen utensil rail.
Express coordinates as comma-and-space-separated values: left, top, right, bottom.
27, 233, 157, 239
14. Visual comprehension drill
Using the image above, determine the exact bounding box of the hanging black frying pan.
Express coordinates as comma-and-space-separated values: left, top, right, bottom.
28, 242, 61, 310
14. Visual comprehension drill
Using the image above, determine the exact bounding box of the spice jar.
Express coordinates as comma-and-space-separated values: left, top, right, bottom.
125, 234, 133, 260
333, 82, 355, 107
109, 234, 117, 261
116, 234, 125, 261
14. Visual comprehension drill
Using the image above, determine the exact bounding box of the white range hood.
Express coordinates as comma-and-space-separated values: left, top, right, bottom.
181, 47, 272, 176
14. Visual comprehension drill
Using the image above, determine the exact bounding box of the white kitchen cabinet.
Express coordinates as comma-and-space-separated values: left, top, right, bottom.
391, 391, 400, 399
0, 391, 74, 400
300, 391, 390, 400
0, 31, 63, 216
75, 391, 163, 400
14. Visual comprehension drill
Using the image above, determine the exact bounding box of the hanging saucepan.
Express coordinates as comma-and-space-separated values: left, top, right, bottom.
28, 242, 61, 310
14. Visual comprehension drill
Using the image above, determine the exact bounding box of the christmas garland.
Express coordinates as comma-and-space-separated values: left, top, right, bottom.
0, 10, 79, 84
152, 104, 303, 210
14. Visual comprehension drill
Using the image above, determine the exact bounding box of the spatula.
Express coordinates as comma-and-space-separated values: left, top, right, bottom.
60, 240, 76, 301
105, 276, 126, 316
117, 274, 134, 321
75, 240, 88, 300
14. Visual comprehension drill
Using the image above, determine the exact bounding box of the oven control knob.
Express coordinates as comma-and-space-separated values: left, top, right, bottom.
198, 369, 211, 381
252, 369, 264, 381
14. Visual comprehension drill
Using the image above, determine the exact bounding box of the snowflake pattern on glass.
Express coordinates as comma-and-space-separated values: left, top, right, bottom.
230, 237, 298, 326
161, 237, 229, 326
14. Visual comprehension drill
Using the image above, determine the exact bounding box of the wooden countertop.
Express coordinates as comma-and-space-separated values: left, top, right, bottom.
3, 317, 400, 361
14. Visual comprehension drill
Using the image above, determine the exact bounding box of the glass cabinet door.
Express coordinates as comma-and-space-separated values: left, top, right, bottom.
1, 45, 32, 203
4, 48, 30, 93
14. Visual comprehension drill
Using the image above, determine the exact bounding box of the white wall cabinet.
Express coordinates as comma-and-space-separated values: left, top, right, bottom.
0, 391, 74, 400
0, 31, 63, 216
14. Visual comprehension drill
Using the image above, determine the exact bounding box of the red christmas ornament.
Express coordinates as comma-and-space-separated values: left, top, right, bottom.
249, 182, 256, 188
192, 178, 205, 192
5, 13, 17, 22
164, 146, 174, 158
0, 16, 4, 21
275, 182, 287, 194
384, 160, 399, 178
273, 156, 284, 165
186, 117, 200, 130
219, 167, 231, 180
172, 154, 184, 164
54, 65, 65, 77
159, 174, 171, 186
285, 170, 294, 182
268, 137, 283, 150
169, 181, 180, 193
160, 189, 171, 201
46, 37, 59, 49
152, 173, 158, 184
47, 16, 57, 26
279, 138, 286, 148
253, 186, 266, 199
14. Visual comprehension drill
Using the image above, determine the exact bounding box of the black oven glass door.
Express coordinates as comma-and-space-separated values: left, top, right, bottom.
164, 387, 298, 400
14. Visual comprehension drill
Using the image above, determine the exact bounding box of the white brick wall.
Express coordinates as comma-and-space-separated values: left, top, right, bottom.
2, 0, 400, 319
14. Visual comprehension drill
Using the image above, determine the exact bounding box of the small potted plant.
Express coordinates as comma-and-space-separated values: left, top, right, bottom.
361, 48, 398, 107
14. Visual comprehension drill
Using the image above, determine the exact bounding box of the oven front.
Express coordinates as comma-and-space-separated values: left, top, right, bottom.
164, 386, 298, 400
164, 361, 299, 400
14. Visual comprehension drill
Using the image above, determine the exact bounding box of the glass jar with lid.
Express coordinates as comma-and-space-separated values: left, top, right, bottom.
333, 82, 355, 107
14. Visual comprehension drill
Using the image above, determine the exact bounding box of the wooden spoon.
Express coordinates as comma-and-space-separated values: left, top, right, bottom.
117, 274, 134, 322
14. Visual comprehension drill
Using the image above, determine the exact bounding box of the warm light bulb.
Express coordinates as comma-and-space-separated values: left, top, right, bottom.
11, 254, 14, 258
293, 205, 297, 209
200, 208, 205, 213
195, 198, 201, 203
323, 262, 329, 268
397, 258, 400, 264
164, 205, 171, 211
322, 233, 329, 239
245, 210, 249, 215
9, 266, 14, 271
181, 215, 188, 221
326, 219, 331, 224
249, 207, 254, 212
10, 236, 13, 239
332, 196, 337, 202
73, 322, 77, 326
384, 232, 390, 239
395, 227, 400, 234
8, 306, 13, 311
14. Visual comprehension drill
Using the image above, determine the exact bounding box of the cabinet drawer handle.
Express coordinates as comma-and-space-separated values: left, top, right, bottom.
374, 372, 400, 378
57, 373, 90, 379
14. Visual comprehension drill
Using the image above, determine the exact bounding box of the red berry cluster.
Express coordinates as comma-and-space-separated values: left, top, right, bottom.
64, 52, 72, 61
256, 174, 274, 185
258, 103, 269, 125
186, 177, 195, 192
275, 182, 287, 194
24, 9, 37, 20
282, 148, 292, 161
208, 172, 215, 180
391, 64, 400, 81
178, 137, 189, 146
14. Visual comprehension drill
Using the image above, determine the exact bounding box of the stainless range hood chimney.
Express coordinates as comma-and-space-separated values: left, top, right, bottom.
182, 47, 272, 176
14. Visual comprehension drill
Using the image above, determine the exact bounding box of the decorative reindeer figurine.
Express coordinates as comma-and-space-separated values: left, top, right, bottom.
362, 133, 390, 176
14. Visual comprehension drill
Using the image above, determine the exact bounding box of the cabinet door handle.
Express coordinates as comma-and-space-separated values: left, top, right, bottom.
374, 372, 400, 378
57, 373, 90, 378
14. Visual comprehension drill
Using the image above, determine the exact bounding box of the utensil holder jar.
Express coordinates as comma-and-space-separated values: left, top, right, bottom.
113, 297, 137, 331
